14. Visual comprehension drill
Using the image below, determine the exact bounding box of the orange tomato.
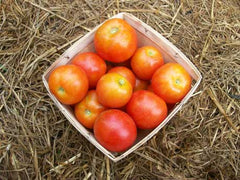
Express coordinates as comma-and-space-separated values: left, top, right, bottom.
48, 65, 88, 105
131, 46, 164, 80
96, 73, 132, 108
152, 63, 192, 104
108, 66, 136, 88
74, 90, 106, 129
71, 52, 107, 88
94, 18, 137, 63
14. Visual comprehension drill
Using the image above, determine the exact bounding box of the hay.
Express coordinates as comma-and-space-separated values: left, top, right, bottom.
0, 0, 239, 179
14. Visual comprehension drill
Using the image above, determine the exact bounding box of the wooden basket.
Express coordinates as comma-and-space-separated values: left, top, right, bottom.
42, 13, 202, 162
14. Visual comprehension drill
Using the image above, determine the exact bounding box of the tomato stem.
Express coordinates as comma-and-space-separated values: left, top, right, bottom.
110, 27, 119, 34
84, 109, 91, 116
118, 78, 125, 86
175, 79, 181, 85
58, 87, 65, 93
148, 50, 154, 56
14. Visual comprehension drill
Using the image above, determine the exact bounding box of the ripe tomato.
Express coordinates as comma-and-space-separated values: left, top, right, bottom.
74, 90, 106, 129
126, 90, 168, 129
94, 109, 137, 152
48, 65, 88, 105
71, 52, 107, 88
108, 66, 136, 88
152, 63, 192, 104
94, 18, 137, 63
133, 78, 149, 91
131, 46, 164, 80
96, 73, 132, 108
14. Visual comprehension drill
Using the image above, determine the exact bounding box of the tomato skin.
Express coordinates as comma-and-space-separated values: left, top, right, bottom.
48, 65, 88, 105
94, 18, 137, 63
131, 46, 164, 80
126, 90, 168, 129
133, 78, 149, 92
152, 63, 192, 104
74, 90, 106, 129
94, 109, 137, 152
96, 73, 132, 108
71, 52, 107, 88
108, 66, 136, 88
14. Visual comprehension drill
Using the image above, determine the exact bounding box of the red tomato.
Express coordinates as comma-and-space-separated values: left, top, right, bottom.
133, 78, 149, 91
74, 90, 106, 129
96, 73, 132, 108
131, 46, 164, 80
152, 63, 192, 104
94, 18, 137, 63
48, 65, 88, 105
94, 109, 137, 152
108, 66, 136, 88
126, 90, 168, 129
71, 52, 107, 88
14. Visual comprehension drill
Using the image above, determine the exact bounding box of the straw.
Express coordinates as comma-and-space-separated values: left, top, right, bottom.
1, 0, 239, 179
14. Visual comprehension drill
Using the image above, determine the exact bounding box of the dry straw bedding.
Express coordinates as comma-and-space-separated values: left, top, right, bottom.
0, 0, 240, 179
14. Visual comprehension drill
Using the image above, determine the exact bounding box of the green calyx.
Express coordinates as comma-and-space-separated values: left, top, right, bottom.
175, 79, 181, 85
58, 87, 65, 93
118, 78, 126, 86
110, 27, 119, 34
84, 109, 91, 116
148, 50, 154, 56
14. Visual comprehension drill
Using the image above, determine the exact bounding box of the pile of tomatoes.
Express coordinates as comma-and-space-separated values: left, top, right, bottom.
48, 18, 192, 152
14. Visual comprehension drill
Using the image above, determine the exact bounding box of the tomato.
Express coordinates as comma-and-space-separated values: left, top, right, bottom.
96, 73, 132, 108
108, 66, 136, 88
74, 90, 106, 129
94, 109, 137, 152
131, 46, 164, 80
126, 90, 168, 129
71, 52, 107, 88
133, 78, 149, 91
152, 63, 192, 104
48, 65, 88, 105
94, 18, 137, 63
